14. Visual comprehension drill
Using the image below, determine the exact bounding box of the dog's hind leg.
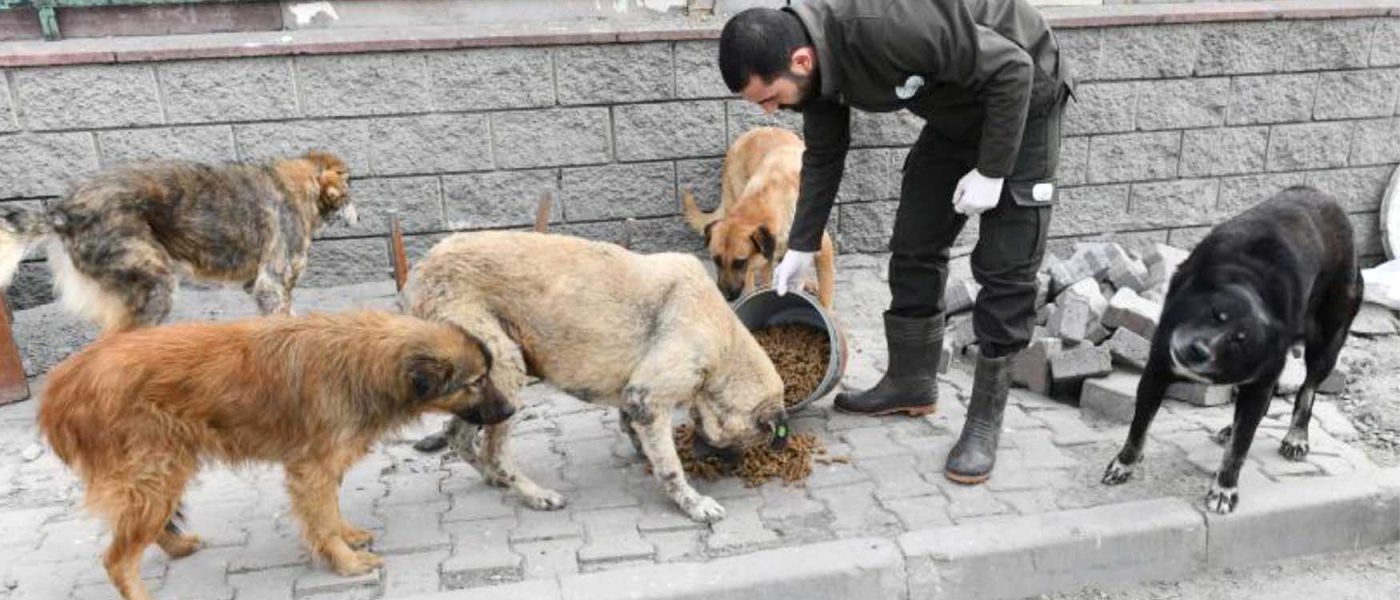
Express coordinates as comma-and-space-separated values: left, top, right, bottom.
96, 467, 191, 600
156, 504, 201, 558
1103, 352, 1174, 485
1206, 376, 1277, 514
1285, 277, 1363, 460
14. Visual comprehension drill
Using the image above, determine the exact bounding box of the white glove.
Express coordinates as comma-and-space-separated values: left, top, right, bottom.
772, 250, 815, 297
952, 169, 1005, 216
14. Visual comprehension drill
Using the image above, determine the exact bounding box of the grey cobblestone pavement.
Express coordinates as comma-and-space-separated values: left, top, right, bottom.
0, 255, 1386, 600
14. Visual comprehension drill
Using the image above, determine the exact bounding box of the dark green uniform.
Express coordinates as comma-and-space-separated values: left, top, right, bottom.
785, 0, 1073, 356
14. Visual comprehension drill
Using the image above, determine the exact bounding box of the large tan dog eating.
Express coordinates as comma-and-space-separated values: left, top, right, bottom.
404, 231, 787, 522
684, 127, 836, 307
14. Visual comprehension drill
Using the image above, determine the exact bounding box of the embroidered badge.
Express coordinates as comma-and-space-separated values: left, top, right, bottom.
895, 75, 925, 100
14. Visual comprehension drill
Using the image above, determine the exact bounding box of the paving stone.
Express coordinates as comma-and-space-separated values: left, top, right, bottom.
1012, 337, 1063, 395
810, 483, 902, 538
1081, 372, 1141, 424
1145, 243, 1189, 289
1317, 363, 1349, 395
879, 495, 953, 531
442, 518, 522, 590
294, 564, 381, 598
382, 550, 449, 597
705, 497, 780, 553
33, 517, 105, 564
1038, 411, 1122, 446
642, 530, 704, 563
862, 455, 941, 502
443, 489, 516, 523
999, 490, 1063, 515
575, 508, 654, 566
376, 499, 450, 555
228, 519, 308, 573
563, 466, 639, 510
939, 482, 1013, 522
758, 486, 828, 524
378, 472, 445, 507
1107, 327, 1152, 370
944, 277, 980, 315
805, 453, 873, 490
1050, 345, 1113, 385
1165, 382, 1234, 407
509, 508, 581, 544
1103, 288, 1163, 340
1048, 299, 1095, 344
841, 427, 912, 460
1005, 430, 1079, 470
516, 538, 584, 580
1312, 401, 1361, 442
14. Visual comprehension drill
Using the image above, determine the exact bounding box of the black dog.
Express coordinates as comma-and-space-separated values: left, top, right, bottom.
1102, 186, 1363, 514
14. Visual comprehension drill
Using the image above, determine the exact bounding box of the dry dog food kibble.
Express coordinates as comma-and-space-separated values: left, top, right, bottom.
672, 424, 830, 487
752, 324, 830, 406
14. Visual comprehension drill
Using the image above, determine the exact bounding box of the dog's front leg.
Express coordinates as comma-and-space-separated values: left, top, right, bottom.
285, 461, 381, 575
1206, 378, 1275, 514
251, 269, 292, 316
445, 417, 567, 511
1103, 353, 1173, 485
627, 394, 725, 523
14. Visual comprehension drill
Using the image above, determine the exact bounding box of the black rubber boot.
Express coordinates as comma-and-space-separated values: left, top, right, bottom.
833, 312, 943, 417
945, 351, 1012, 484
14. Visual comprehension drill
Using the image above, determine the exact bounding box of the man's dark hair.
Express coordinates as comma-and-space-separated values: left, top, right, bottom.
718, 8, 811, 93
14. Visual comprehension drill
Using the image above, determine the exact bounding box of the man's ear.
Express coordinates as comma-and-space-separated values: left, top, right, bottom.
790, 46, 816, 76
751, 225, 777, 262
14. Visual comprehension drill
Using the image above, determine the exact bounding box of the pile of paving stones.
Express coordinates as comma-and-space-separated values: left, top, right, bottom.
940, 242, 1396, 423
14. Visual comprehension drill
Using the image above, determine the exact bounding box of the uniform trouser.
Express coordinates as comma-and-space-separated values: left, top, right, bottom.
888, 97, 1066, 358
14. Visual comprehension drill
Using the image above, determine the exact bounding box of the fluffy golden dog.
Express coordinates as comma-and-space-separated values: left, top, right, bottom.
404, 231, 787, 522
0, 151, 355, 334
38, 311, 511, 600
683, 127, 836, 307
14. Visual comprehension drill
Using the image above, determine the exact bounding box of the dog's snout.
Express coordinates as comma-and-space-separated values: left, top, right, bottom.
1185, 339, 1212, 364
459, 401, 514, 425
693, 430, 743, 466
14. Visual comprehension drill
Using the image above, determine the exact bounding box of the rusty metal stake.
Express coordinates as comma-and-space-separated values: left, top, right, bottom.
389, 217, 409, 292
0, 292, 29, 405
535, 191, 552, 233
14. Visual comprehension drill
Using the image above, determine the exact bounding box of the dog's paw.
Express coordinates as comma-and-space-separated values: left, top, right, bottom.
342, 527, 375, 549
1101, 457, 1136, 485
1204, 481, 1239, 515
1212, 425, 1234, 446
1279, 433, 1310, 462
684, 495, 726, 523
160, 533, 202, 559
523, 489, 568, 511
334, 551, 384, 576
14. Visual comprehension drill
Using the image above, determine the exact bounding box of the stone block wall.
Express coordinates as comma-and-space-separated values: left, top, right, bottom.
0, 8, 1395, 308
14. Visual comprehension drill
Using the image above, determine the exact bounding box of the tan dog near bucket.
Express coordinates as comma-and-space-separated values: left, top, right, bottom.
404, 231, 788, 523
683, 127, 836, 307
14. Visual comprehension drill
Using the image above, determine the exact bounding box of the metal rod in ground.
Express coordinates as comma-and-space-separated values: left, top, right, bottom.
0, 292, 29, 405
535, 191, 552, 233
389, 217, 409, 292
622, 217, 636, 250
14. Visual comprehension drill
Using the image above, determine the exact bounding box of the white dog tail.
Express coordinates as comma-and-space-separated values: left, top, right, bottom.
0, 207, 53, 287
681, 189, 720, 234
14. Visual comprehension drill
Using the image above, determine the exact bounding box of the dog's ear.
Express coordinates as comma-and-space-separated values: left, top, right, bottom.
703, 221, 718, 247
406, 355, 457, 401
752, 225, 777, 262
304, 150, 349, 202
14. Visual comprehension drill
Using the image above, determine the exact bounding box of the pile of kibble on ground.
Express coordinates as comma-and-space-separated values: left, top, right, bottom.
672, 424, 845, 487
751, 323, 830, 407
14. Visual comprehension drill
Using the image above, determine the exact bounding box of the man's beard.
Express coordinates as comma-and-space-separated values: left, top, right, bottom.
778, 71, 819, 111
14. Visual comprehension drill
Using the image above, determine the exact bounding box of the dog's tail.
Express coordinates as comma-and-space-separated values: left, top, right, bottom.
681, 189, 720, 234
0, 207, 53, 287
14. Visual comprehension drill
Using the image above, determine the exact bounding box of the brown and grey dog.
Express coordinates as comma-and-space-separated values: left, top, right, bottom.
404, 231, 788, 522
683, 127, 836, 307
0, 151, 354, 334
